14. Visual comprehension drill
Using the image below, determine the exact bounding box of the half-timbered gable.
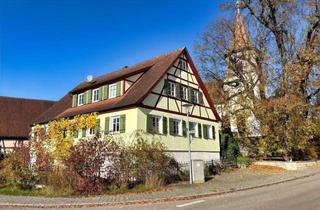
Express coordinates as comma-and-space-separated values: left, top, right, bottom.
142, 52, 219, 122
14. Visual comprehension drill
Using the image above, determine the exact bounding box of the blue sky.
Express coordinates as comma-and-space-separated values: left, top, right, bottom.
0, 0, 225, 101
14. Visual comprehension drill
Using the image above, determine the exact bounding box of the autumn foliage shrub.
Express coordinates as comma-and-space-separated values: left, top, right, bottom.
66, 136, 119, 194
0, 145, 38, 189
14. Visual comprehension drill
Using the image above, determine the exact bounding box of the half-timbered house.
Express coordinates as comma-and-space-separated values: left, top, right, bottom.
33, 48, 221, 162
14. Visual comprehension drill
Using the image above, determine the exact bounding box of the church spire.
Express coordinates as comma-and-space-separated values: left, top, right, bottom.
232, 0, 251, 50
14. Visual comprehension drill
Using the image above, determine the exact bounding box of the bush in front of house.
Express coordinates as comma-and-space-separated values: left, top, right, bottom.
0, 128, 183, 196
0, 145, 38, 190
66, 136, 119, 195
236, 155, 253, 168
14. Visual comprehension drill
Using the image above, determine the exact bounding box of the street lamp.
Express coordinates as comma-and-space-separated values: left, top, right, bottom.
182, 103, 193, 184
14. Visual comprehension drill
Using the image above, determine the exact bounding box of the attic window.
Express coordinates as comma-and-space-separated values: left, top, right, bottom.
78, 93, 85, 106
179, 60, 187, 70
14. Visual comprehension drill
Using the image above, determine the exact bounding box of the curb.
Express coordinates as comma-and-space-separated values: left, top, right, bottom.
0, 172, 318, 208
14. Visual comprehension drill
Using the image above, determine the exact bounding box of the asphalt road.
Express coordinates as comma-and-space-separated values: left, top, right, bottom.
5, 172, 320, 210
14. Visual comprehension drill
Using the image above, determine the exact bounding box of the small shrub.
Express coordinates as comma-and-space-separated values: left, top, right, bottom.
0, 145, 37, 189
236, 155, 253, 168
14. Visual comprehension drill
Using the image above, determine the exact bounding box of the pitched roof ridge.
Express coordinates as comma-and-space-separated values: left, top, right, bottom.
91, 47, 185, 81
0, 96, 56, 103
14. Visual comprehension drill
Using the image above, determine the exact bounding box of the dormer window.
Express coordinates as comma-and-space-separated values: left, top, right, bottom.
179, 60, 187, 70
109, 83, 117, 98
92, 88, 100, 102
78, 93, 84, 106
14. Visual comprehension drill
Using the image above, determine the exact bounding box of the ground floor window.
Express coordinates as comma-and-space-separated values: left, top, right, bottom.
110, 116, 120, 133
189, 122, 201, 138
170, 118, 182, 136
203, 124, 215, 140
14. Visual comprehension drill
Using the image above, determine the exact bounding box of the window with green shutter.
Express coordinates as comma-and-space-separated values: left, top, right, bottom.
169, 118, 182, 136
147, 115, 166, 135
120, 114, 126, 133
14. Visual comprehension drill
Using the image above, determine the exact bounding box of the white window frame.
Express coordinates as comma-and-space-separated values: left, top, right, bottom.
109, 83, 117, 99
205, 125, 214, 139
78, 93, 84, 106
169, 82, 176, 97
173, 119, 182, 136
151, 116, 163, 134
181, 86, 188, 101
110, 115, 120, 133
189, 122, 199, 138
92, 88, 100, 103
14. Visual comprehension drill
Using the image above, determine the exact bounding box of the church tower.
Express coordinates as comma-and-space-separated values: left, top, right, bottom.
224, 0, 261, 138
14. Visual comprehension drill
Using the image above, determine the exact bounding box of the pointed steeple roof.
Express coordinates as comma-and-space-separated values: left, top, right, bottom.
232, 1, 252, 50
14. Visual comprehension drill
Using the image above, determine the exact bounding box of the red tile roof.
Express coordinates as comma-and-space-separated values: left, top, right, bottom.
0, 97, 55, 139
33, 48, 185, 124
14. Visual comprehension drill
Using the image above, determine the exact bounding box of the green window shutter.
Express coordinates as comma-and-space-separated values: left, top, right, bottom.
169, 118, 174, 135
198, 123, 202, 139
203, 125, 208, 139
212, 126, 216, 139
189, 87, 194, 103
104, 117, 110, 134
164, 79, 170, 95
176, 83, 181, 98
182, 120, 187, 137
87, 90, 92, 104
120, 114, 126, 133
99, 87, 103, 100
163, 117, 167, 135
199, 92, 204, 105
82, 128, 86, 137
189, 122, 194, 138
83, 91, 87, 104
116, 81, 122, 97
95, 119, 101, 132
72, 94, 78, 107
147, 115, 153, 133
102, 85, 109, 100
